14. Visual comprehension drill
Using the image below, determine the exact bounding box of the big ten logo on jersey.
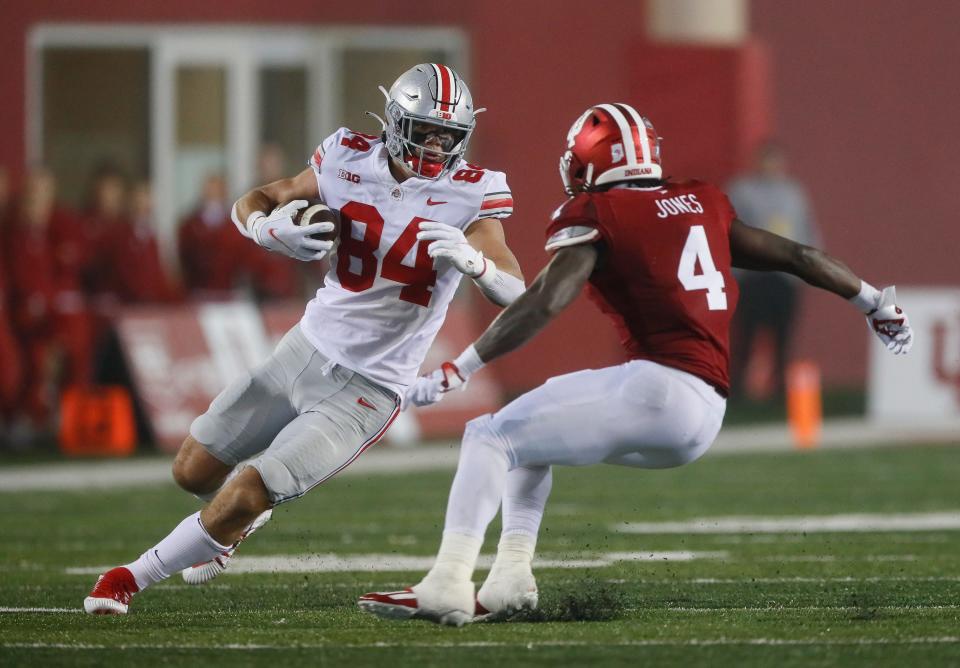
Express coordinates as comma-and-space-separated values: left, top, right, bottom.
452, 163, 485, 184
338, 169, 360, 184
340, 131, 380, 153
656, 194, 704, 218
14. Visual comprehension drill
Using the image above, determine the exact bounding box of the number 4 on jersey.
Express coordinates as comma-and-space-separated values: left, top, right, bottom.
677, 225, 727, 310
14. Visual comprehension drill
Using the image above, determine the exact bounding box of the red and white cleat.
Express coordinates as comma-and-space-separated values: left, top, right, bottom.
83, 567, 139, 615
358, 577, 475, 627
181, 508, 272, 585
474, 566, 538, 622
357, 588, 422, 621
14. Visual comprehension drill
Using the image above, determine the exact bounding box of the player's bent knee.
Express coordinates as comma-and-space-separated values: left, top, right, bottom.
664, 442, 710, 468
660, 434, 715, 468
172, 436, 231, 495
462, 415, 512, 461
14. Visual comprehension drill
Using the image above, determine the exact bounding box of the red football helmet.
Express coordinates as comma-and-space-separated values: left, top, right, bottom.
559, 103, 662, 195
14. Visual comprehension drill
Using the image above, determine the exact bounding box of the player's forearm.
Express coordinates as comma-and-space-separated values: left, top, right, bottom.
788, 245, 861, 299
474, 246, 596, 363
233, 189, 275, 232
474, 289, 556, 363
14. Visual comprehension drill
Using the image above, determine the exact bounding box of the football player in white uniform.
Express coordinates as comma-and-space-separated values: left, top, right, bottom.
84, 64, 525, 614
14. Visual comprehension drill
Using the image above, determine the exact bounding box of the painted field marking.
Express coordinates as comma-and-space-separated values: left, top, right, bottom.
615, 512, 960, 534
0, 607, 82, 614
761, 555, 919, 563
4, 638, 960, 650
66, 550, 728, 576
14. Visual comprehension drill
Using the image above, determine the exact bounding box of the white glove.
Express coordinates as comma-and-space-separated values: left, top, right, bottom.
404, 361, 469, 409
249, 200, 334, 262
417, 221, 484, 276
867, 286, 913, 354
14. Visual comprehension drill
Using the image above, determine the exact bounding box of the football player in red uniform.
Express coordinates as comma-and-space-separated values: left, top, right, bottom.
358, 103, 914, 626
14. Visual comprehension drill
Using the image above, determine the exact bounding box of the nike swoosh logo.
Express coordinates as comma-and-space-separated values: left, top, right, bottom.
268, 228, 296, 254
154, 550, 165, 566
426, 198, 448, 206
357, 397, 377, 410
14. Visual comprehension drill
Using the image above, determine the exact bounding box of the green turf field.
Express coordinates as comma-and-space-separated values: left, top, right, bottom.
2, 444, 959, 667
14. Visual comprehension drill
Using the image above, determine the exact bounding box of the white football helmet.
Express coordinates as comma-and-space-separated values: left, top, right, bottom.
371, 63, 483, 179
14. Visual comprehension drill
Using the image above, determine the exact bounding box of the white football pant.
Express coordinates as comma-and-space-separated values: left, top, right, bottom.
442, 359, 726, 540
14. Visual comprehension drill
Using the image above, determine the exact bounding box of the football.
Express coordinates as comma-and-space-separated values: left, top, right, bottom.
294, 201, 340, 243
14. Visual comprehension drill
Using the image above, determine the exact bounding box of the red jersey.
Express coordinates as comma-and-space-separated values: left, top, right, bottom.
545, 180, 738, 393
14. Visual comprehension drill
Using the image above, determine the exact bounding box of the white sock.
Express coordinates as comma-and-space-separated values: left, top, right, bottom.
490, 533, 537, 572
430, 426, 512, 581
428, 532, 483, 582
501, 465, 552, 539
125, 511, 231, 590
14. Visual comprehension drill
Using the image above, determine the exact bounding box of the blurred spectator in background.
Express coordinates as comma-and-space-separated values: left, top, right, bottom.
5, 168, 93, 443
727, 141, 821, 400
0, 165, 10, 221
82, 163, 132, 373
257, 142, 286, 184
0, 166, 25, 441
109, 181, 181, 304
178, 173, 251, 299
83, 163, 128, 294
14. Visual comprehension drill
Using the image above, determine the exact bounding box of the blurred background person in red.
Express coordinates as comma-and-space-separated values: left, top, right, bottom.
0, 165, 25, 444
727, 141, 821, 402
177, 172, 252, 300
4, 168, 92, 445
110, 180, 181, 304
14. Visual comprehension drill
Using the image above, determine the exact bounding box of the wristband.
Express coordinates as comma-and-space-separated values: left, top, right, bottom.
849, 280, 882, 313
452, 345, 485, 378
247, 211, 268, 245
472, 256, 526, 306
231, 202, 254, 240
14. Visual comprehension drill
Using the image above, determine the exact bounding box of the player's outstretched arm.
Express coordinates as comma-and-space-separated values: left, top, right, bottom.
230, 168, 332, 262
473, 243, 594, 360
729, 219, 913, 354
418, 218, 525, 307
404, 245, 596, 408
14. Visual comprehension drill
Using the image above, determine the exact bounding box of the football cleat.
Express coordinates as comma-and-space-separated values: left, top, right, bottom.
181, 508, 272, 585
358, 576, 475, 627
83, 566, 139, 615
475, 566, 539, 622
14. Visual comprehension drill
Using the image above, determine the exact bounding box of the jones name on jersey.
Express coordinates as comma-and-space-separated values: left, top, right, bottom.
545, 180, 738, 393
301, 127, 513, 398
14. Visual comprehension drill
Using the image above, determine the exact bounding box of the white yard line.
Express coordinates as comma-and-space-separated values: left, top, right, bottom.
65, 550, 728, 576
615, 512, 960, 534
4, 638, 960, 650
0, 448, 462, 493
0, 607, 82, 613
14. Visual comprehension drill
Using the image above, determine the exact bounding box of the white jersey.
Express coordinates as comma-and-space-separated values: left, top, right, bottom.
299, 127, 513, 398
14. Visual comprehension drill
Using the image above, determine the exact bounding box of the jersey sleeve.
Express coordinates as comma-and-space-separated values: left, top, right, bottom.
544, 193, 604, 252
475, 170, 514, 221
307, 127, 349, 197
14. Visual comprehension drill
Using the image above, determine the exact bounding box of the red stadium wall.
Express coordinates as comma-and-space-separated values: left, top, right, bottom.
752, 1, 960, 385
2, 1, 954, 391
